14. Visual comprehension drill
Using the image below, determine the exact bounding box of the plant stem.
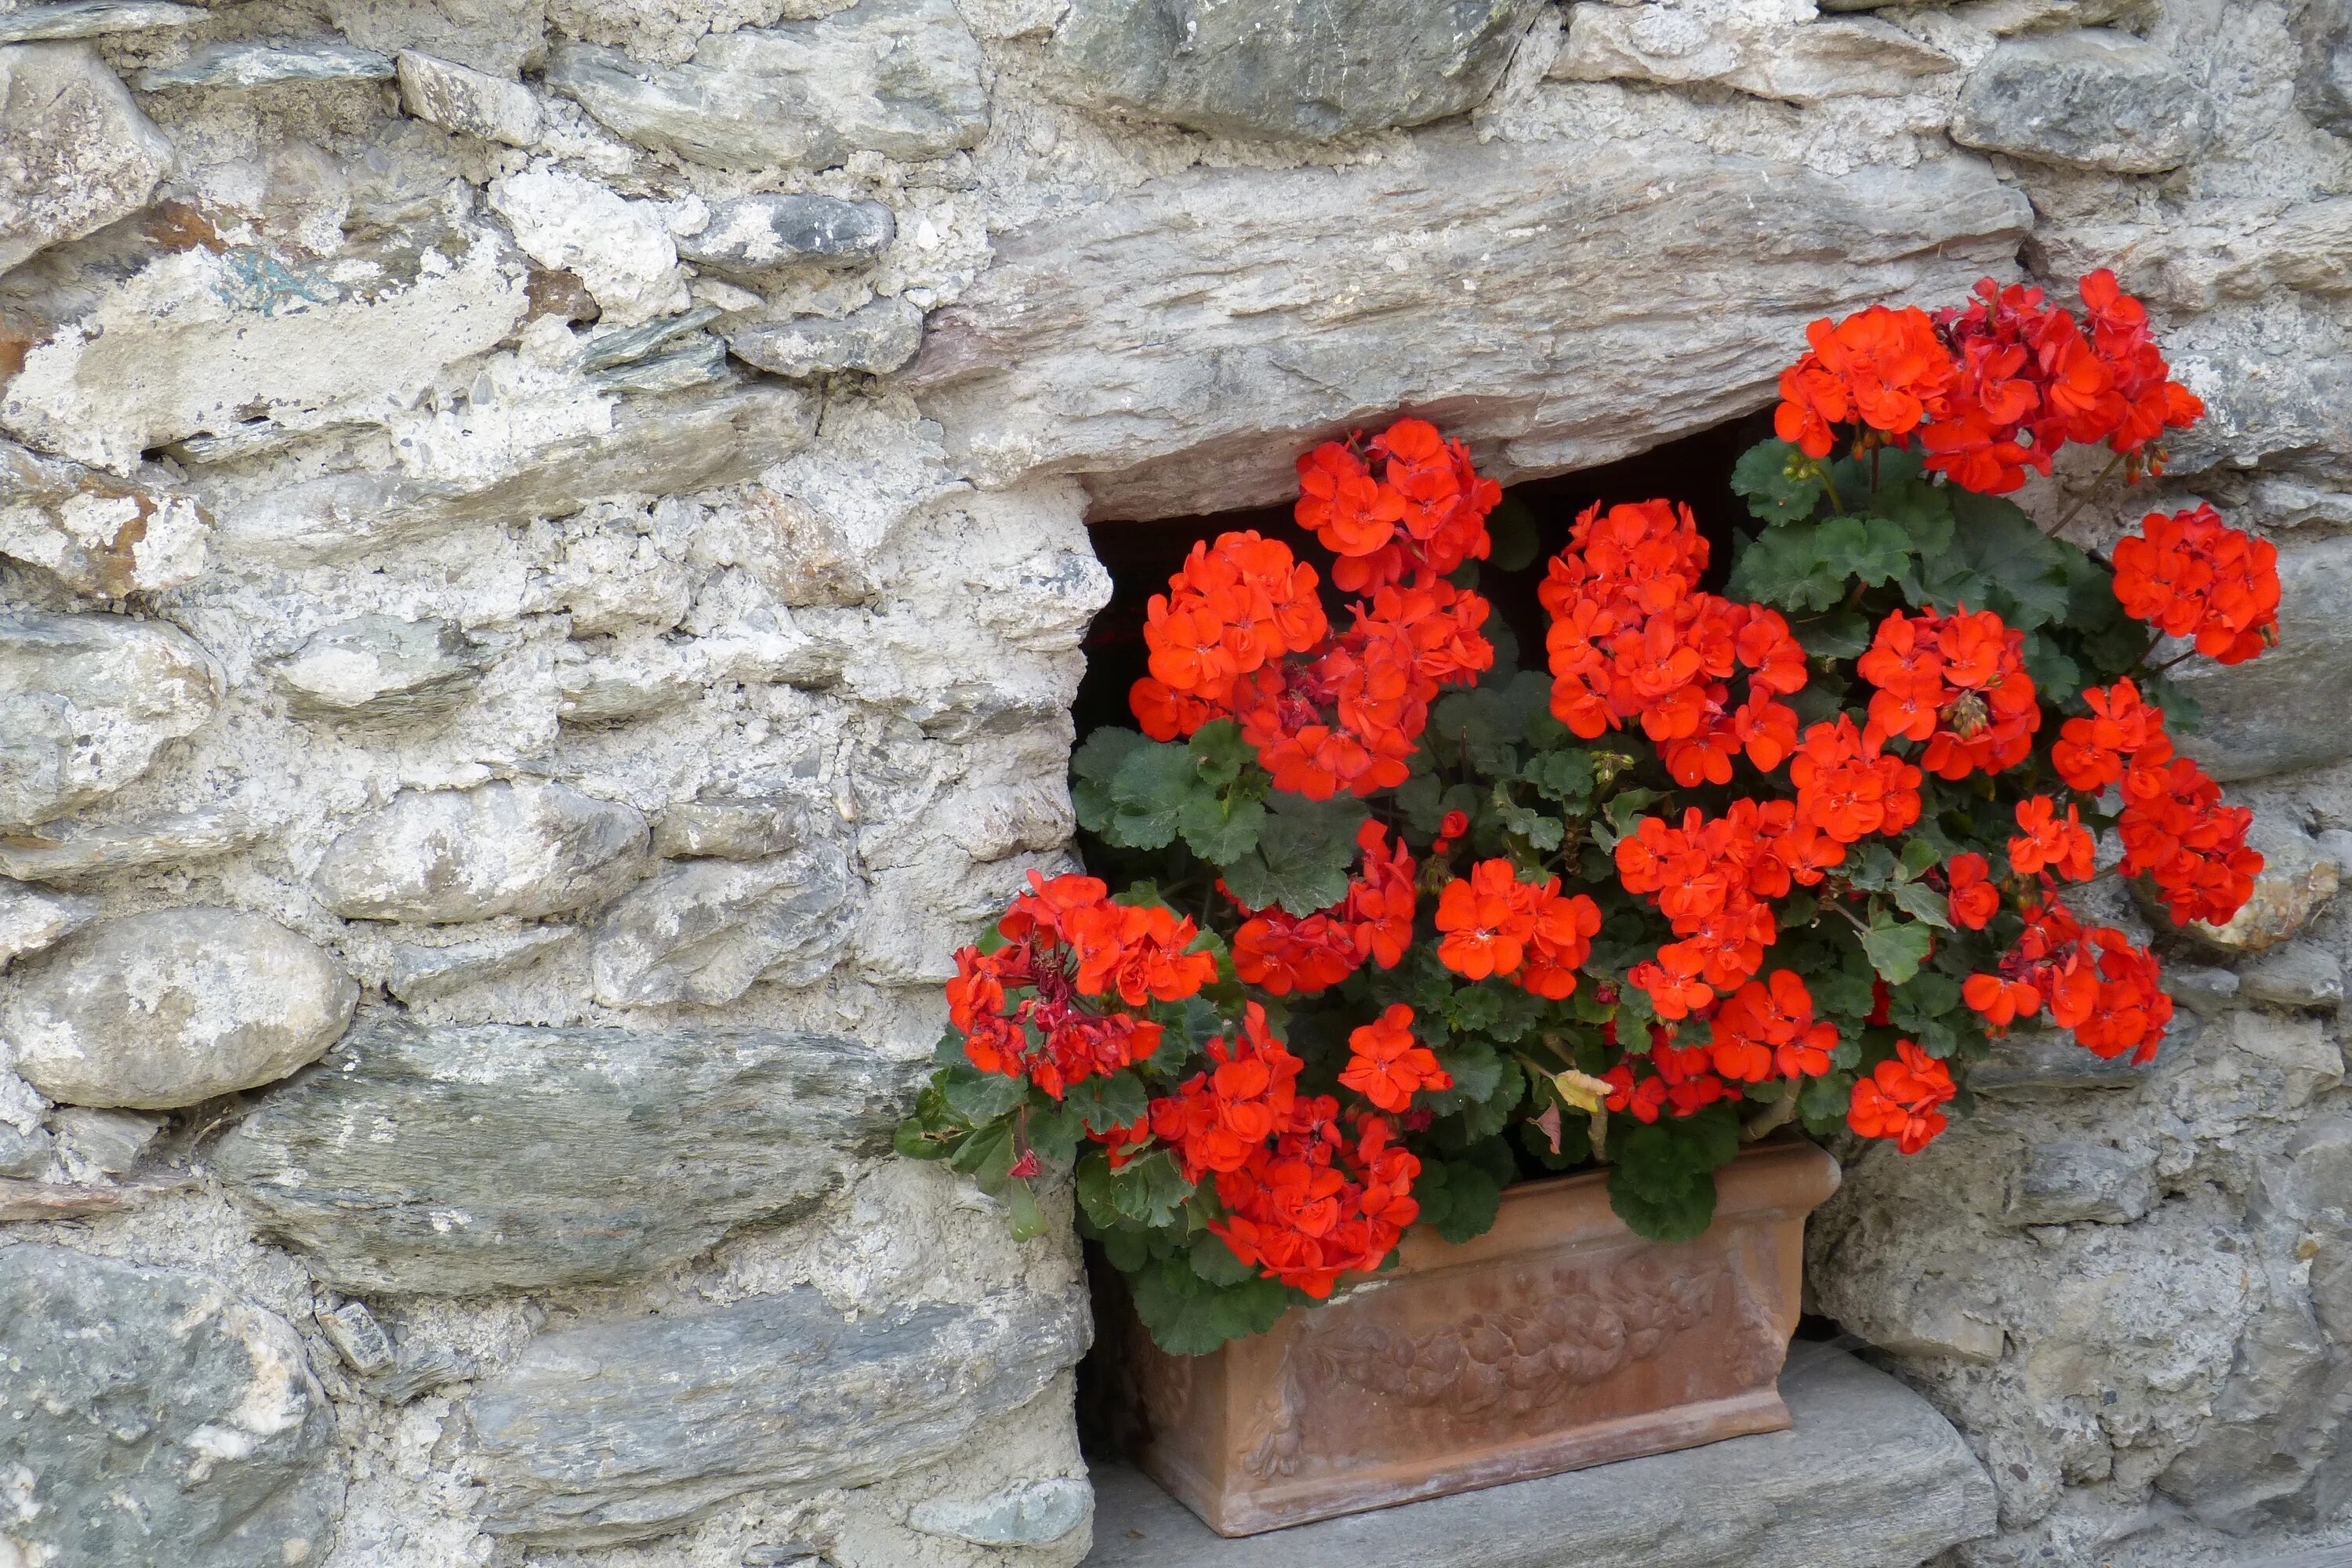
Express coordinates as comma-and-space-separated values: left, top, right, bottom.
1820, 463, 1847, 517
2147, 645, 2201, 676
2047, 452, 2125, 536
1743, 1089, 1801, 1142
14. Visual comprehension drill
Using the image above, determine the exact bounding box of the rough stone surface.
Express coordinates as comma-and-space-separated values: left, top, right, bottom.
0, 2, 205, 44
1042, 0, 1542, 141
384, 924, 575, 1000
396, 47, 543, 145
1083, 1345, 1994, 1566
132, 39, 397, 90
2171, 535, 2352, 782
270, 613, 492, 723
0, 1245, 343, 1568
468, 1283, 1089, 1544
2241, 942, 2347, 1009
0, 612, 222, 830
2178, 817, 2340, 954
0, 42, 172, 274
0, 440, 212, 597
545, 0, 989, 170
589, 839, 857, 1004
915, 1478, 1092, 1547
908, 137, 2031, 517
213, 1018, 906, 1293
314, 779, 650, 923
0, 802, 262, 882
1555, 8, 1958, 107
652, 793, 822, 859
1951, 30, 2220, 173
51, 1102, 160, 1175
677, 193, 896, 278
0, 1117, 52, 1174
1, 908, 356, 1108
0, 877, 93, 966
490, 163, 688, 325
2298, 0, 2352, 134
731, 297, 925, 378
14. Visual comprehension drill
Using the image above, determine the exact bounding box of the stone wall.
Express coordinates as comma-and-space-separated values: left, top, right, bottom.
0, 0, 2345, 1564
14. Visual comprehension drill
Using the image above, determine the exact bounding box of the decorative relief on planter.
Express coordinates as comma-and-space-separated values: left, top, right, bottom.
1108, 1142, 1839, 1536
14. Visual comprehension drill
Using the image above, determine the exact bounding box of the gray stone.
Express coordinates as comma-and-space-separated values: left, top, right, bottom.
2240, 942, 2346, 1009
0, 1245, 343, 1568
906, 135, 2031, 517
2297, 0, 2352, 136
272, 613, 492, 724
325, 0, 546, 77
2170, 535, 2352, 782
1970, 1025, 2169, 1093
2164, 964, 2241, 1018
320, 1299, 397, 1374
1553, 8, 1957, 107
0, 1118, 51, 1175
593, 336, 729, 394
395, 47, 543, 145
589, 840, 857, 1007
2223, 1011, 2346, 1106
1950, 31, 2220, 175
678, 194, 895, 278
729, 297, 925, 379
0, 877, 93, 966
0, 42, 173, 274
212, 1018, 906, 1294
50, 1103, 161, 1176
384, 925, 575, 1001
912, 1477, 1091, 1547
132, 39, 397, 90
0, 803, 263, 883
0, 611, 223, 830
573, 303, 723, 373
1082, 1345, 1994, 1567
652, 794, 822, 860
488, 163, 688, 327
314, 779, 652, 924
469, 1283, 1088, 1545
544, 0, 989, 171
1044, 0, 1539, 140
1, 908, 357, 1109
556, 645, 702, 724
2001, 1141, 2156, 1225
0, 1, 204, 41
0, 438, 212, 596
202, 380, 817, 565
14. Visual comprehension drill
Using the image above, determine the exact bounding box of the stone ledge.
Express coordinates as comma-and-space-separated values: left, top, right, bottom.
1083, 1345, 1995, 1568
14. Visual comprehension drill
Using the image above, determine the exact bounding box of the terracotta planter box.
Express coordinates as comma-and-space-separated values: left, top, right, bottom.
1107, 1140, 1842, 1536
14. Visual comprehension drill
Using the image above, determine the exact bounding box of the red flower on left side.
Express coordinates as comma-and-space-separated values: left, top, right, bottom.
946, 870, 1217, 1099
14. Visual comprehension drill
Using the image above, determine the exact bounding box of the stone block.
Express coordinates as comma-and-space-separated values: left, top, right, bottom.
545, 0, 988, 171
677, 193, 895, 278
1081, 1345, 1994, 1567
2001, 1141, 2155, 1225
1, 907, 357, 1109
0, 611, 222, 829
1554, 7, 1956, 107
1044, 0, 1541, 140
0, 1118, 52, 1175
2163, 964, 2241, 1018
314, 779, 652, 924
489, 164, 687, 326
588, 840, 858, 1005
396, 48, 542, 145
2297, 0, 2352, 136
0, 2, 205, 43
0, 803, 263, 882
1951, 31, 2219, 174
132, 38, 395, 90
2170, 536, 2352, 780
270, 613, 492, 723
652, 793, 822, 859
0, 1244, 343, 1568
729, 296, 926, 378
49, 1103, 160, 1176
906, 134, 2030, 516
468, 1283, 1088, 1544
913, 1478, 1094, 1548
0, 877, 93, 966
0, 42, 172, 274
384, 925, 575, 1001
2239, 942, 2346, 1009
0, 438, 212, 596
212, 1018, 906, 1293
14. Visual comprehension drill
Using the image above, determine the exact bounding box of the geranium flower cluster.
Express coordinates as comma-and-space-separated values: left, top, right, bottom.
949, 871, 1218, 1098
1845, 1041, 1956, 1153
1540, 499, 1809, 787
1231, 821, 1418, 995
2111, 503, 2281, 665
1857, 607, 2040, 778
1613, 804, 1839, 1020
1432, 858, 1603, 1000
1776, 271, 2205, 494
1787, 716, 1925, 845
1296, 417, 1502, 592
1965, 898, 2174, 1064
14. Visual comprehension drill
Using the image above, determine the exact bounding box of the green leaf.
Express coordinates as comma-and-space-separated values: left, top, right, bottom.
1732, 438, 1828, 524
1414, 1152, 1506, 1244
1189, 1230, 1256, 1287
1006, 1178, 1049, 1241
1063, 1071, 1151, 1135
1728, 524, 1844, 612
1523, 748, 1595, 807
895, 1116, 956, 1160
953, 1122, 1016, 1192
1073, 726, 1148, 785
1188, 720, 1251, 789
1860, 915, 1935, 985
1177, 789, 1265, 865
1815, 514, 1914, 588
942, 1067, 1027, 1124
1428, 1040, 1506, 1110
1797, 1073, 1852, 1136
1218, 792, 1368, 916
1487, 498, 1543, 572
1106, 1149, 1195, 1228
1127, 1254, 1293, 1356
1495, 798, 1565, 851
1102, 741, 1201, 849
1606, 1111, 1738, 1243
1794, 610, 1872, 661
2020, 633, 2082, 704
1947, 492, 2071, 627
1813, 946, 1878, 1018
1871, 471, 1956, 560
1889, 880, 1953, 931
1845, 840, 1900, 890
1898, 837, 1940, 878
1891, 970, 1962, 1031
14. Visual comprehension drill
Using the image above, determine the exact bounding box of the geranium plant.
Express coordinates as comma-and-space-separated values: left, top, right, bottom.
897, 270, 2281, 1356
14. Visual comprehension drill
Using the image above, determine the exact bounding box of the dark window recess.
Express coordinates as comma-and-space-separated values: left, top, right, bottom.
1075, 410, 1769, 738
